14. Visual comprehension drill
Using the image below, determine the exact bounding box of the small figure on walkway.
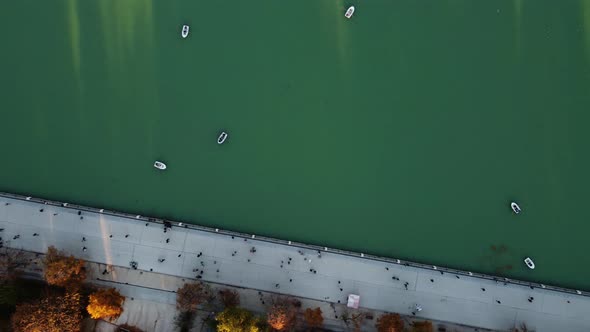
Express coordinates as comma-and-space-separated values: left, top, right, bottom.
166, 238, 170, 243
158, 258, 165, 263
33, 233, 39, 236
496, 300, 501, 304
125, 234, 129, 238
250, 247, 256, 253
80, 216, 83, 220
39, 209, 44, 212
178, 254, 181, 257
385, 267, 389, 271
13, 235, 20, 240
197, 252, 202, 257
430, 279, 434, 283
78, 211, 81, 215
102, 269, 108, 275
53, 213, 58, 216
109, 235, 113, 238
82, 237, 86, 242
275, 284, 280, 288
82, 247, 87, 252
290, 279, 292, 282
481, 288, 486, 291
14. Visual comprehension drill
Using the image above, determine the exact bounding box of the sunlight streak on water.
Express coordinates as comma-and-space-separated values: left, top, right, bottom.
65, 0, 81, 87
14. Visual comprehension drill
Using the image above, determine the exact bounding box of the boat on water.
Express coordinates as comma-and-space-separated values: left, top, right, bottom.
154, 161, 167, 170
511, 202, 521, 214
217, 131, 228, 145
345, 6, 355, 19
181, 25, 190, 38
524, 257, 535, 269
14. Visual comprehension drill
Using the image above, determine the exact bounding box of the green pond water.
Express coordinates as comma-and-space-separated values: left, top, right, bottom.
1, 0, 590, 290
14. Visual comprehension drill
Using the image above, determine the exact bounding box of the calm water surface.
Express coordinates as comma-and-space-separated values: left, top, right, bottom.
1, 0, 590, 289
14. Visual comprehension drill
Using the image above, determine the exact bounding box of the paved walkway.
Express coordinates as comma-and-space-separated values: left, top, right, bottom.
1, 195, 589, 332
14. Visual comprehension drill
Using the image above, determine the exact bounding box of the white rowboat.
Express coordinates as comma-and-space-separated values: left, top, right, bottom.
524, 257, 535, 269
345, 6, 355, 19
217, 131, 228, 145
511, 202, 521, 214
181, 25, 190, 38
154, 161, 167, 170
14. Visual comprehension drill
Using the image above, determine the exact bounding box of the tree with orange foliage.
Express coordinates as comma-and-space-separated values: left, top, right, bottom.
176, 282, 211, 313
87, 288, 125, 320
11, 292, 82, 332
303, 307, 324, 329
376, 313, 404, 332
43, 246, 86, 289
411, 320, 433, 332
267, 297, 298, 331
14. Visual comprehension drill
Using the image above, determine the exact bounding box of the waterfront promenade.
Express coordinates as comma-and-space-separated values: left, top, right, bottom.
1, 194, 589, 331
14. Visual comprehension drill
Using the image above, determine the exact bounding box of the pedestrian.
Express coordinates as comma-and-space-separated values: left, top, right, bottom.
481, 288, 486, 291
125, 234, 129, 238
166, 238, 170, 243
78, 211, 81, 215
39, 209, 44, 212
275, 283, 280, 288
496, 300, 501, 304
385, 267, 389, 271
33, 233, 39, 236
430, 279, 434, 282
82, 247, 87, 252
178, 254, 181, 257
82, 237, 86, 242
158, 258, 165, 263
13, 235, 19, 240
290, 279, 292, 282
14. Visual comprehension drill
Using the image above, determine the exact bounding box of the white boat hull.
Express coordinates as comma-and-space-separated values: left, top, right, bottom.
181, 25, 190, 38
154, 161, 167, 170
217, 132, 228, 145
345, 6, 355, 19
511, 202, 521, 214
524, 257, 535, 269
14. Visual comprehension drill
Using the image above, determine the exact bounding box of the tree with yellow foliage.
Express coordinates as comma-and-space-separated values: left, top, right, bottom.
43, 246, 86, 290
216, 307, 262, 332
87, 288, 125, 321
